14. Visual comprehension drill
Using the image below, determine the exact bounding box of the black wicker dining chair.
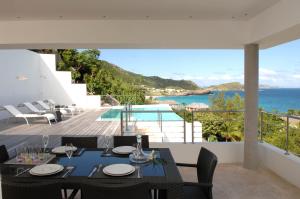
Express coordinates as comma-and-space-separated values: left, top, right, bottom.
61, 136, 98, 199
61, 136, 98, 148
113, 135, 149, 148
176, 147, 218, 199
81, 182, 150, 199
1, 181, 63, 199
0, 145, 9, 163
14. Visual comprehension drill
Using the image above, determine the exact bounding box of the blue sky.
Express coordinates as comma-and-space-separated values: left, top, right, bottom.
99, 39, 300, 88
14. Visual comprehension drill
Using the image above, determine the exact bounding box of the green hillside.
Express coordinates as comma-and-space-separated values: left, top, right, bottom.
99, 60, 199, 90
208, 82, 243, 91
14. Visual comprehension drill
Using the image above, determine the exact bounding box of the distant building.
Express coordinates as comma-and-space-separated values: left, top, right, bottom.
186, 103, 209, 112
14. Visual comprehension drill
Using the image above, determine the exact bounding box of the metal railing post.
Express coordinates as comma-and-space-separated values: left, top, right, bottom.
260, 111, 263, 143
192, 111, 194, 144
183, 111, 186, 144
160, 112, 163, 132
120, 111, 124, 135
125, 105, 129, 132
285, 115, 290, 155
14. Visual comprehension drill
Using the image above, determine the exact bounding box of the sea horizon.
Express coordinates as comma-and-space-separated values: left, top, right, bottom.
157, 88, 300, 113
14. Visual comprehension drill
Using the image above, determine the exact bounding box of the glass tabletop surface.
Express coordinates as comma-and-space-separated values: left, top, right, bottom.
56, 150, 165, 177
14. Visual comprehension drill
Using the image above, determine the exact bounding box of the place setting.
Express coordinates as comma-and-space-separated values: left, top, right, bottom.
92, 135, 162, 179
13, 140, 77, 178
15, 163, 75, 178
51, 144, 85, 157
88, 163, 142, 179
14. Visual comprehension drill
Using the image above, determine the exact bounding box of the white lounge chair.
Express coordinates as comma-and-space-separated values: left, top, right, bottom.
46, 99, 83, 115
4, 105, 56, 125
23, 102, 47, 114
36, 100, 68, 115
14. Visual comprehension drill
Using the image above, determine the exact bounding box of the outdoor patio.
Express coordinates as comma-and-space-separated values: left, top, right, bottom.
0, 109, 120, 153
0, 109, 300, 199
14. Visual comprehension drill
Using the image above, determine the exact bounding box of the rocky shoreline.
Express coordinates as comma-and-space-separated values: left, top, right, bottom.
181, 89, 212, 96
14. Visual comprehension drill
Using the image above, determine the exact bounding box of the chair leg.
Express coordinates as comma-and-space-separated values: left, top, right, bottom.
47, 118, 52, 125
63, 189, 68, 199
6, 117, 10, 124
23, 117, 30, 125
68, 189, 79, 199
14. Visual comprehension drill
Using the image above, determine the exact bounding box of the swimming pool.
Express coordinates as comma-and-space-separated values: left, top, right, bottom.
97, 105, 183, 121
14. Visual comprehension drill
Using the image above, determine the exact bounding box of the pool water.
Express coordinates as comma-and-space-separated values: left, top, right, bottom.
97, 105, 183, 121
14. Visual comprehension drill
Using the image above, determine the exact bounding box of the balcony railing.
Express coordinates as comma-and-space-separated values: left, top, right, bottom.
120, 108, 186, 143
259, 111, 300, 156
119, 106, 300, 156
189, 110, 244, 143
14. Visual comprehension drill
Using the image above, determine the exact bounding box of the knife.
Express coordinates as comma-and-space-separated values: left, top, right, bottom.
15, 168, 31, 177
88, 167, 97, 177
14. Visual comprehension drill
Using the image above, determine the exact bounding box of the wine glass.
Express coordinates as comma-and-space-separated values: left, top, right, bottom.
104, 136, 111, 153
15, 147, 23, 162
42, 135, 49, 153
65, 143, 74, 166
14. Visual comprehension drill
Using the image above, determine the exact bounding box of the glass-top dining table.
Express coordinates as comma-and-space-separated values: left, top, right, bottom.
0, 148, 183, 199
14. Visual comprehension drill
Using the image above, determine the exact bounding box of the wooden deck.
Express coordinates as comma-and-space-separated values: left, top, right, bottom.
0, 109, 120, 154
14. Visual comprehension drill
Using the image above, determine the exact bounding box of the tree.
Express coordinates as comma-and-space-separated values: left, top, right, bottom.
56, 49, 146, 104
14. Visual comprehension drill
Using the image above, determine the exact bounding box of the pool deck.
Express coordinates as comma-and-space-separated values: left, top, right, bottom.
97, 104, 182, 121
0, 109, 121, 153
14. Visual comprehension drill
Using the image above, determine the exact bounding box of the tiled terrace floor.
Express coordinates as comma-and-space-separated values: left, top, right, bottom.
179, 164, 300, 199
68, 164, 300, 199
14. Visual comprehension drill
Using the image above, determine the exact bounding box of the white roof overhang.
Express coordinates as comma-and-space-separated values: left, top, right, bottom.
0, 0, 299, 49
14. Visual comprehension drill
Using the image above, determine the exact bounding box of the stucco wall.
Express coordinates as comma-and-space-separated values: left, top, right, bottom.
0, 50, 43, 119
150, 142, 244, 164
0, 49, 100, 120
258, 142, 300, 188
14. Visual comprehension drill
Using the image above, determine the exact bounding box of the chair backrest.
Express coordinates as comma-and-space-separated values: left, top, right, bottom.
61, 136, 98, 148
0, 145, 9, 163
1, 181, 62, 199
197, 147, 218, 199
4, 105, 22, 117
81, 182, 150, 199
47, 99, 56, 105
37, 100, 50, 110
113, 135, 149, 148
24, 102, 40, 112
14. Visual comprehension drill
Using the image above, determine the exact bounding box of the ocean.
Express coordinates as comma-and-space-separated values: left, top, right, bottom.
157, 88, 300, 113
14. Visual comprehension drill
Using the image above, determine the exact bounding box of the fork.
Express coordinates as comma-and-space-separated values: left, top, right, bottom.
97, 164, 103, 173
62, 166, 74, 178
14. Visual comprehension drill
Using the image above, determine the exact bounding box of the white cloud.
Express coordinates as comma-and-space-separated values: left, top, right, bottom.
164, 67, 300, 88
260, 68, 277, 76
292, 74, 300, 79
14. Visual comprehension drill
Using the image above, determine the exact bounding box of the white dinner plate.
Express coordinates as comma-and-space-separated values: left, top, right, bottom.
29, 164, 64, 176
112, 146, 136, 154
51, 146, 77, 154
103, 164, 135, 176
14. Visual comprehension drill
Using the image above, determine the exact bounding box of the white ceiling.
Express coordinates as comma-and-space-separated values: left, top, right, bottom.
0, 0, 280, 21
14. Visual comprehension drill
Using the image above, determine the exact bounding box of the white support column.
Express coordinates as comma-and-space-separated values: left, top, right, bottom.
244, 43, 259, 169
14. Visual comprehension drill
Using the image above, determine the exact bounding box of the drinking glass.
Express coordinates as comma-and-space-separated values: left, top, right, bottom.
65, 143, 74, 166
15, 147, 23, 162
104, 136, 111, 153
42, 135, 49, 153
